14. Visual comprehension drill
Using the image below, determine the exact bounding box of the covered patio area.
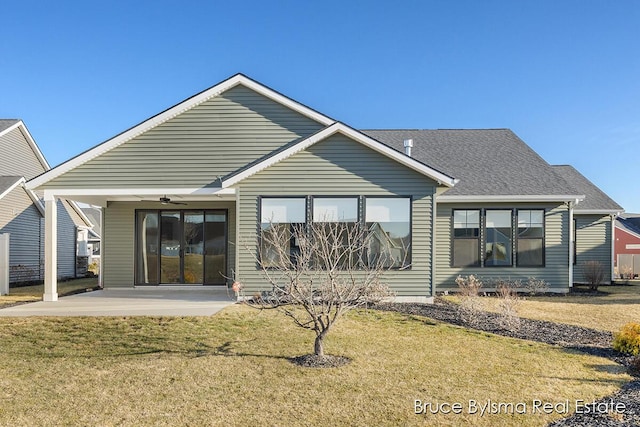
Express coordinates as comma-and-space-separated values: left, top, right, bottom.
0, 287, 236, 317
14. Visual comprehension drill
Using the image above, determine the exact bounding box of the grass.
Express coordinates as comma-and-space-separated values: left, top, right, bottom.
476, 284, 640, 333
0, 277, 99, 307
0, 305, 630, 426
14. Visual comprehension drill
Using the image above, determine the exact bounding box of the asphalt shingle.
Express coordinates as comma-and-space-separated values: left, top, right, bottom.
552, 165, 622, 211
362, 129, 577, 197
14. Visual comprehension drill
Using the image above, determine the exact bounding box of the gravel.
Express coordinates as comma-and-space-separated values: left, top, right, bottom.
376, 298, 640, 426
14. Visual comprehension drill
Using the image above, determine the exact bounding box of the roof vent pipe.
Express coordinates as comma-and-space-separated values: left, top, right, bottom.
403, 138, 414, 157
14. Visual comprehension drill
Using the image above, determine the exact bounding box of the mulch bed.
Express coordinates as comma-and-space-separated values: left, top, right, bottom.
376, 298, 640, 426
290, 354, 351, 368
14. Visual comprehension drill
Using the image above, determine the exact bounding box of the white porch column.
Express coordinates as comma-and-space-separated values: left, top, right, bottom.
44, 193, 58, 301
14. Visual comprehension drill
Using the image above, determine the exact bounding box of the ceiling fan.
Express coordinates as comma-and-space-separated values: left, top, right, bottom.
140, 195, 188, 205
160, 195, 187, 205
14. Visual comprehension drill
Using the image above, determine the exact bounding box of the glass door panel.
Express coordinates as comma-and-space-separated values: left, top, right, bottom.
136, 211, 159, 284
204, 211, 227, 284
160, 211, 181, 283
183, 212, 204, 284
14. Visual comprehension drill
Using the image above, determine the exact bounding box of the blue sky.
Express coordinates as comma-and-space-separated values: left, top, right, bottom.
1, 1, 638, 212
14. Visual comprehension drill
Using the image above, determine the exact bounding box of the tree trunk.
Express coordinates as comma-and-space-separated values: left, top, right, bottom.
314, 334, 324, 356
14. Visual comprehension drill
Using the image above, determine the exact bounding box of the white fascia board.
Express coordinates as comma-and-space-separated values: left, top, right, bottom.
43, 188, 236, 198
0, 177, 25, 201
67, 200, 95, 228
438, 194, 586, 203
223, 122, 458, 188
27, 74, 335, 190
573, 209, 623, 215
23, 186, 45, 216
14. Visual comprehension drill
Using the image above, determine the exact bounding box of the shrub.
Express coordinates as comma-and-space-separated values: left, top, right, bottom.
613, 322, 640, 356
455, 275, 483, 326
523, 277, 548, 295
582, 260, 605, 291
496, 281, 521, 331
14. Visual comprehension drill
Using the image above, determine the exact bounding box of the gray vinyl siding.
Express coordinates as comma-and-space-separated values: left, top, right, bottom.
236, 134, 437, 297
102, 201, 236, 288
40, 85, 325, 189
56, 199, 78, 280
0, 127, 47, 180
435, 202, 570, 291
0, 187, 43, 283
575, 214, 612, 284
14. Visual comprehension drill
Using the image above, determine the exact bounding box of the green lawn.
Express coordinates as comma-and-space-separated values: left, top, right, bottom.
0, 305, 630, 426
0, 277, 99, 307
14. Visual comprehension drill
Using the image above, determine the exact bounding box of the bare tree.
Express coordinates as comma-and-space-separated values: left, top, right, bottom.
237, 219, 397, 357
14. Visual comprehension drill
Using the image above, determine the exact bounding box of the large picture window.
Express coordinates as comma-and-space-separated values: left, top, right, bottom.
259, 195, 412, 269
452, 208, 546, 268
365, 197, 411, 268
485, 210, 513, 267
517, 210, 545, 266
312, 197, 359, 268
452, 210, 481, 267
260, 198, 306, 267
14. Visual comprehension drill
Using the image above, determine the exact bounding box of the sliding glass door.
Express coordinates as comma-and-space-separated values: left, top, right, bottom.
136, 210, 227, 285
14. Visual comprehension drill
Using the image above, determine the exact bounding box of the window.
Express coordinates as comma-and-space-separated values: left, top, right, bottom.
452, 208, 546, 268
312, 197, 359, 268
366, 197, 411, 268
517, 210, 545, 266
485, 210, 513, 266
258, 195, 412, 270
260, 198, 306, 267
452, 210, 480, 267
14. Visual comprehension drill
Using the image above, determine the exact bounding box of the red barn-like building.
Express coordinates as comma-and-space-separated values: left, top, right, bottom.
615, 214, 640, 278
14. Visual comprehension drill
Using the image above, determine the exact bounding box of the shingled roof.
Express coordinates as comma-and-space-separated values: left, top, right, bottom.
552, 165, 622, 212
362, 129, 578, 198
0, 176, 23, 197
0, 119, 19, 134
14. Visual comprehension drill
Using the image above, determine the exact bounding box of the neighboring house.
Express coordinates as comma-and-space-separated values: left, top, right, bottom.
0, 119, 94, 285
81, 206, 102, 265
615, 214, 640, 278
26, 74, 623, 301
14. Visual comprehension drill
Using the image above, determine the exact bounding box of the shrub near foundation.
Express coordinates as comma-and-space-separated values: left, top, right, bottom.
613, 322, 640, 355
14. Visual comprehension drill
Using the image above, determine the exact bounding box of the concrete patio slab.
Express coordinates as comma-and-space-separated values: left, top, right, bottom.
0, 287, 237, 317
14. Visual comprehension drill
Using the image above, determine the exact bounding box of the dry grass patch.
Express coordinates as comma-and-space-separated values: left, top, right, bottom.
0, 277, 99, 307
475, 284, 640, 333
0, 305, 630, 426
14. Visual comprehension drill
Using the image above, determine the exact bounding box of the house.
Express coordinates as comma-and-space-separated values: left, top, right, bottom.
0, 119, 94, 289
26, 74, 622, 301
551, 165, 622, 284
615, 214, 640, 278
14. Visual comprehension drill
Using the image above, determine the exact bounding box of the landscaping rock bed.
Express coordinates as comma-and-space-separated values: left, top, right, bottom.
376, 299, 640, 426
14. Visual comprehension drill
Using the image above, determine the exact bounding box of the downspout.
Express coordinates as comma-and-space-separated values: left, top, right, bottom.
568, 201, 575, 288
431, 189, 437, 298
